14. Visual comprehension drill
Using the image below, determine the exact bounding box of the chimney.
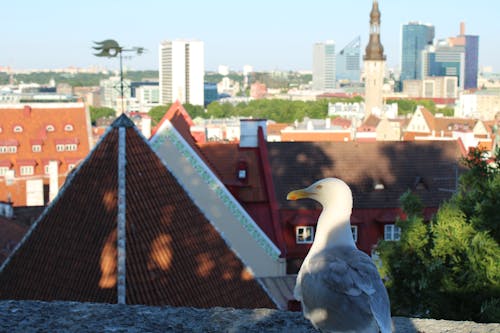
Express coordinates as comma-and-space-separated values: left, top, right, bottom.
141, 117, 152, 139
239, 119, 267, 148
23, 105, 32, 117
49, 160, 59, 202
460, 22, 466, 35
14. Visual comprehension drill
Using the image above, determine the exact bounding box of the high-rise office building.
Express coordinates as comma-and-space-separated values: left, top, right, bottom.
462, 35, 479, 90
421, 22, 479, 90
400, 22, 435, 81
159, 40, 204, 106
312, 40, 336, 91
336, 36, 361, 82
363, 0, 386, 118
422, 40, 465, 89
448, 23, 479, 90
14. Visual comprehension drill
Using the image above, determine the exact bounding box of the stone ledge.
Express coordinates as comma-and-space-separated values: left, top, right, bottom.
1, 300, 499, 332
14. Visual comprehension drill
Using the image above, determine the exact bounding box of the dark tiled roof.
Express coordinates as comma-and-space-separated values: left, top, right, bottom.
266, 141, 464, 210
0, 218, 27, 264
0, 115, 276, 309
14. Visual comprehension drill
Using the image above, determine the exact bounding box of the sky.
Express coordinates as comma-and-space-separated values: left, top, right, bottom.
2, 0, 500, 73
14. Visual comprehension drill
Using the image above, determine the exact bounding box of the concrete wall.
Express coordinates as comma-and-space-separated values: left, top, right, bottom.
1, 301, 498, 333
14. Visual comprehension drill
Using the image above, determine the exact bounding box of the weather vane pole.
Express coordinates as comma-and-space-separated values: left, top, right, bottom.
92, 39, 145, 114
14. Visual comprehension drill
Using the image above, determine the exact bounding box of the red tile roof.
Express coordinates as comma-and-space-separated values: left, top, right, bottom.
0, 103, 91, 206
0, 114, 275, 309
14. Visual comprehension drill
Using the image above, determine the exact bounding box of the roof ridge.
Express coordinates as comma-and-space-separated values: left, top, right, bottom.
112, 114, 135, 128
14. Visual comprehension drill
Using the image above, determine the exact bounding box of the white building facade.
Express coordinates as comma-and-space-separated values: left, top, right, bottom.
159, 40, 204, 106
312, 40, 336, 91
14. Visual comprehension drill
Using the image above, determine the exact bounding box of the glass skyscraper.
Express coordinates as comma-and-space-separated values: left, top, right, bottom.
401, 22, 435, 82
422, 40, 465, 88
463, 35, 479, 89
336, 36, 361, 82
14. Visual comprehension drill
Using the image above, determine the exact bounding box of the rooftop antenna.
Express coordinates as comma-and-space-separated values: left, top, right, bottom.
92, 39, 145, 114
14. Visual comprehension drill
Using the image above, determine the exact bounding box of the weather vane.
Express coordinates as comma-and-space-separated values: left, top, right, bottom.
92, 39, 145, 114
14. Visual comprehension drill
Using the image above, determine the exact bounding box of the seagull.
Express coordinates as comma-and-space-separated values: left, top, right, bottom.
287, 178, 392, 333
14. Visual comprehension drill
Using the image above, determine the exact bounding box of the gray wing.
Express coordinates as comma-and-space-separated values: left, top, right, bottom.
298, 247, 392, 333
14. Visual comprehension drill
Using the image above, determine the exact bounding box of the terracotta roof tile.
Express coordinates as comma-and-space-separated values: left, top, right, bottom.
0, 103, 91, 205
0, 114, 275, 309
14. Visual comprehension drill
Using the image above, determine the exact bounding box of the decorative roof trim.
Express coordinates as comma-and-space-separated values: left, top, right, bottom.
150, 121, 281, 260
117, 126, 127, 304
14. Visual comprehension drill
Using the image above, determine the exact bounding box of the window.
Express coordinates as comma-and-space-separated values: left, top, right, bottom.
32, 145, 42, 152
0, 167, 9, 176
384, 224, 401, 241
296, 226, 314, 244
0, 146, 7, 153
65, 144, 77, 151
46, 125, 55, 132
351, 225, 358, 242
20, 165, 34, 176
13, 125, 23, 133
56, 144, 65, 152
64, 124, 74, 132
44, 165, 50, 174
7, 146, 17, 153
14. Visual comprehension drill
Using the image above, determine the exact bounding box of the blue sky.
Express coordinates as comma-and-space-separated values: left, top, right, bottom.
2, 0, 499, 72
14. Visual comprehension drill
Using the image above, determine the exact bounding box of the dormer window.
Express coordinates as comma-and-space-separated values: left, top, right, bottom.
64, 124, 74, 132
0, 167, 10, 176
414, 176, 428, 190
13, 125, 23, 133
32, 145, 42, 153
373, 181, 385, 190
236, 160, 248, 182
46, 125, 55, 132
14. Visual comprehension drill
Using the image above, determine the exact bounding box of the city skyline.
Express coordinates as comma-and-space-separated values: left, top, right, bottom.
1, 0, 500, 72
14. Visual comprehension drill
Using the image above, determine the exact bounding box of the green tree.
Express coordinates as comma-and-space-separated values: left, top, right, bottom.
378, 147, 500, 322
89, 106, 116, 125
183, 103, 205, 119
148, 104, 171, 126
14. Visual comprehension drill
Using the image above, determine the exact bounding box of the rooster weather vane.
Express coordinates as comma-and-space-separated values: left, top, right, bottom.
93, 39, 145, 58
92, 39, 145, 113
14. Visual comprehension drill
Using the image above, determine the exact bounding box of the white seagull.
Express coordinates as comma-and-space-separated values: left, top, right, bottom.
287, 178, 392, 333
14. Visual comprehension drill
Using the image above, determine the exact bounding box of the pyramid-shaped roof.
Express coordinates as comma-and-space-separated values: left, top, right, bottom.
0, 114, 275, 309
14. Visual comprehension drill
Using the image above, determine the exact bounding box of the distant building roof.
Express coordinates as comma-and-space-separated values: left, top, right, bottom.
266, 140, 464, 210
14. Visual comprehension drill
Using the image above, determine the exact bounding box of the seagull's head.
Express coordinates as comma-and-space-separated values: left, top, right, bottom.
287, 178, 353, 214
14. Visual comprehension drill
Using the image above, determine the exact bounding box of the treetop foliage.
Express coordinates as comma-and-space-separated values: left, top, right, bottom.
378, 146, 500, 323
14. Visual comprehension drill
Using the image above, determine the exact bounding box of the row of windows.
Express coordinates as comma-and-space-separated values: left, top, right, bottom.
0, 164, 76, 177
0, 144, 79, 153
56, 144, 78, 152
0, 124, 75, 134
0, 146, 17, 153
295, 224, 401, 244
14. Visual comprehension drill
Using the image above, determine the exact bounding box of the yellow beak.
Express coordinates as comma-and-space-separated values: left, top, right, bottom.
286, 189, 311, 201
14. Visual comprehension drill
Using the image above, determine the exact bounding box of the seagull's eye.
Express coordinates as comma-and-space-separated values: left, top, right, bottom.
316, 185, 322, 190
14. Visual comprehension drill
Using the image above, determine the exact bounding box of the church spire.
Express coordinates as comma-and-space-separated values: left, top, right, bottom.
364, 0, 386, 61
